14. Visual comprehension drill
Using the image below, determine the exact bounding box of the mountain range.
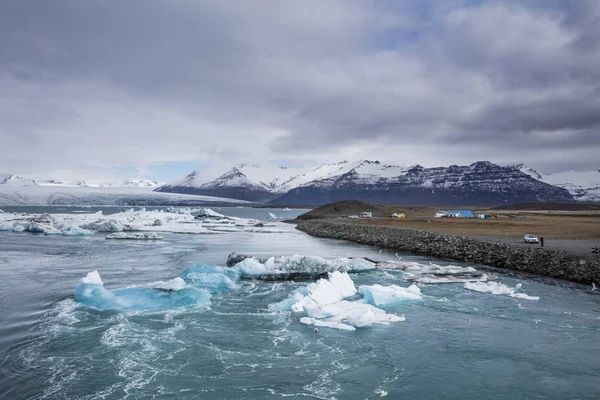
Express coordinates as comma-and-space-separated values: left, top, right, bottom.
154, 160, 600, 206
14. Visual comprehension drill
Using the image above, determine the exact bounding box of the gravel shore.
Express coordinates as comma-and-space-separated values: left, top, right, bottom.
297, 220, 600, 284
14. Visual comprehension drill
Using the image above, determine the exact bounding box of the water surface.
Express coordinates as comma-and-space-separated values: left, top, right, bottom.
0, 208, 598, 399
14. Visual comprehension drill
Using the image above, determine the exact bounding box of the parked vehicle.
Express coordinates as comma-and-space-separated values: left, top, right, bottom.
359, 212, 372, 218
524, 234, 539, 244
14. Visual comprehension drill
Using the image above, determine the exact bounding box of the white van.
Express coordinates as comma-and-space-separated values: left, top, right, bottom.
359, 212, 372, 218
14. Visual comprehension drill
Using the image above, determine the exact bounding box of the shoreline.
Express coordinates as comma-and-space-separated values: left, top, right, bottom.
296, 220, 600, 284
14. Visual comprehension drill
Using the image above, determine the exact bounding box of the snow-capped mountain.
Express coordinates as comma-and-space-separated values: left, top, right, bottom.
156, 160, 575, 205
155, 167, 275, 202
1, 175, 38, 186
272, 161, 573, 206
516, 164, 600, 202
154, 161, 364, 202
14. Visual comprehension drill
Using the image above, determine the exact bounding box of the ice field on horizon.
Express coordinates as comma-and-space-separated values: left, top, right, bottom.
0, 207, 287, 236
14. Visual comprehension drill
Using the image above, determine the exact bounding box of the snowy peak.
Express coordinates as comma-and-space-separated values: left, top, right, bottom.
116, 179, 161, 188
1, 175, 38, 186
511, 164, 600, 202
201, 167, 266, 190
512, 164, 544, 180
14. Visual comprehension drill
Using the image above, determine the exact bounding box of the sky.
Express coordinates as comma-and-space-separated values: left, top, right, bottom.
1, 0, 599, 183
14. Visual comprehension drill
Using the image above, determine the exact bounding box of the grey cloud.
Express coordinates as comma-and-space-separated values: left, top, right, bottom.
0, 0, 598, 179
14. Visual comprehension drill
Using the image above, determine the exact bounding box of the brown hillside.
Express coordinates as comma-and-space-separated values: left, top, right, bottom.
296, 200, 408, 220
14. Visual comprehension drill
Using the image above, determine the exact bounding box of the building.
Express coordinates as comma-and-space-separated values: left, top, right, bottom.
437, 209, 475, 218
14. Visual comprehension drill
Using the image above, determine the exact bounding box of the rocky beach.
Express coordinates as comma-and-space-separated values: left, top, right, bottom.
297, 220, 600, 284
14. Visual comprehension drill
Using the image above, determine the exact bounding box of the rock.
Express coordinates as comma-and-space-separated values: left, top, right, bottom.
296, 220, 600, 284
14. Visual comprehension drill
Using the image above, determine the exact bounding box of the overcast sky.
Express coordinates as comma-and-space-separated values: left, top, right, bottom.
1, 0, 599, 182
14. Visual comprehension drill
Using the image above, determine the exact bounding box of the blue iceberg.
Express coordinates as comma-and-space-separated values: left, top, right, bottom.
75, 271, 211, 312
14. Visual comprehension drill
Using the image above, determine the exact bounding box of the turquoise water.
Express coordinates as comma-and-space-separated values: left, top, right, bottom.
0, 208, 599, 399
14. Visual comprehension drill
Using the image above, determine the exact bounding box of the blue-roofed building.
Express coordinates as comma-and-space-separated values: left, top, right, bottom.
445, 209, 475, 218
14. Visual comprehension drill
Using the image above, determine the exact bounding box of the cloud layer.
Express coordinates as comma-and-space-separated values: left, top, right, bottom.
1, 0, 598, 180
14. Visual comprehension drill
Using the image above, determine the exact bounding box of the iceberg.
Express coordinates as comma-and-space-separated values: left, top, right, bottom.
180, 265, 240, 292
194, 208, 225, 218
271, 272, 405, 330
359, 284, 422, 306
74, 270, 211, 311
24, 222, 61, 235
229, 253, 376, 280
464, 281, 539, 301
81, 220, 126, 232
378, 260, 490, 283
61, 225, 95, 236
149, 277, 187, 291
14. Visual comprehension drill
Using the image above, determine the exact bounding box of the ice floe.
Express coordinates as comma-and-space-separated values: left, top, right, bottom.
74, 270, 211, 311
359, 284, 422, 306
379, 260, 491, 283
464, 281, 540, 301
271, 272, 408, 331
0, 207, 286, 237
105, 232, 163, 240
228, 253, 376, 280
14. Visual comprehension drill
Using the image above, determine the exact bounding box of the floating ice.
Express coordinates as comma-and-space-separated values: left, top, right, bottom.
24, 222, 61, 235
180, 265, 240, 292
231, 254, 376, 280
1, 208, 274, 238
74, 270, 211, 311
81, 220, 126, 232
195, 208, 225, 218
379, 260, 477, 275
407, 274, 490, 284
150, 277, 187, 291
300, 317, 356, 331
379, 260, 490, 283
464, 281, 540, 301
359, 284, 422, 306
272, 272, 405, 330
61, 225, 95, 236
105, 232, 163, 240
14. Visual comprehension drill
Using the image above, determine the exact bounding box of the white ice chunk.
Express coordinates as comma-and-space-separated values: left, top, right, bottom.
464, 281, 539, 301
150, 277, 187, 291
81, 270, 103, 285
359, 284, 422, 306
81, 220, 125, 232
300, 317, 356, 331
26, 222, 61, 235
346, 307, 376, 327
234, 254, 376, 278
272, 272, 405, 331
196, 208, 224, 218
